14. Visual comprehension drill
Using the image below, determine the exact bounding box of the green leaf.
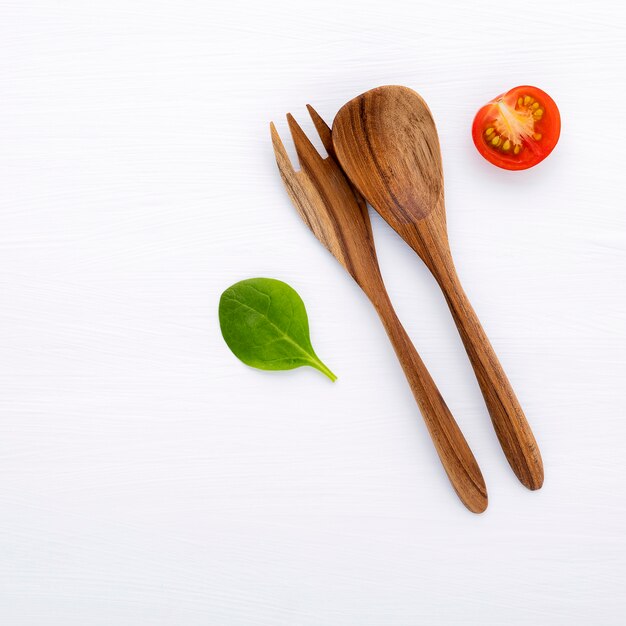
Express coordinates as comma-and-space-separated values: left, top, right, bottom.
219, 278, 336, 381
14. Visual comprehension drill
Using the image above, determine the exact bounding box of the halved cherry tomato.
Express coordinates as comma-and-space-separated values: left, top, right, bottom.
472, 85, 560, 170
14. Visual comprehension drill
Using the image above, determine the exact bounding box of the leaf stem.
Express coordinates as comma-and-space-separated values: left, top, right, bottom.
311, 358, 337, 382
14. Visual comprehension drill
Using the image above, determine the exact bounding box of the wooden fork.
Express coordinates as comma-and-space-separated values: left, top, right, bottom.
270, 106, 487, 513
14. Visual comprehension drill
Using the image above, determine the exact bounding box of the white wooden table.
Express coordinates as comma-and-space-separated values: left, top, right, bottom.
1, 1, 625, 623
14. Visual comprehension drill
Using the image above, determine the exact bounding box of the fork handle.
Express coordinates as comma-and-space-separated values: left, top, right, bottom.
435, 266, 544, 490
371, 291, 487, 513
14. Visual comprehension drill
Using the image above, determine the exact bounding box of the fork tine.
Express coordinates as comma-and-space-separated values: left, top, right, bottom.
286, 113, 325, 172
271, 121, 320, 236
270, 121, 297, 177
306, 104, 335, 157
306, 104, 368, 213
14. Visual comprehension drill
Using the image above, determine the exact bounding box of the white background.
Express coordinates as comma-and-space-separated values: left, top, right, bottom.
1, 1, 625, 624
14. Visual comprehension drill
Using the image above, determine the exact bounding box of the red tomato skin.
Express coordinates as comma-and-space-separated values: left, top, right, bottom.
472, 86, 560, 171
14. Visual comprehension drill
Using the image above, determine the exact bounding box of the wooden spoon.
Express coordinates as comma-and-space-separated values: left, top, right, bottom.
332, 86, 543, 490
270, 106, 487, 512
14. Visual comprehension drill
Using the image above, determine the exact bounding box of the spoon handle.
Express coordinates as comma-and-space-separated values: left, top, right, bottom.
370, 291, 488, 513
436, 268, 544, 490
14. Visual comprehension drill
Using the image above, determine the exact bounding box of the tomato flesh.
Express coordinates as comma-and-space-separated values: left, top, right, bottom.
472, 85, 560, 170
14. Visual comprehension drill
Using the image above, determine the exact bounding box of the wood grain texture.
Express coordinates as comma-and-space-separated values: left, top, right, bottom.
271, 107, 487, 513
333, 86, 543, 490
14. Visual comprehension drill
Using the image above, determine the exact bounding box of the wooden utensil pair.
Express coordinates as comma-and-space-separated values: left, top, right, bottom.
270, 86, 543, 512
